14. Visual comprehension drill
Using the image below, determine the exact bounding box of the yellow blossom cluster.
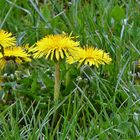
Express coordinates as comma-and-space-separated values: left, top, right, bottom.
0, 29, 112, 69
31, 33, 112, 67
0, 30, 31, 69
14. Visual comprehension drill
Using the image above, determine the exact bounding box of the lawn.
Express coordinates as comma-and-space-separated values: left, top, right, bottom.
0, 0, 140, 139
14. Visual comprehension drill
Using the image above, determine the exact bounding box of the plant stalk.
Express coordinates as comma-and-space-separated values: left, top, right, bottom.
54, 61, 60, 102
52, 61, 60, 128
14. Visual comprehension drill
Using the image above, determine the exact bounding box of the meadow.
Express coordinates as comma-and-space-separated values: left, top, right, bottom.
0, 0, 140, 139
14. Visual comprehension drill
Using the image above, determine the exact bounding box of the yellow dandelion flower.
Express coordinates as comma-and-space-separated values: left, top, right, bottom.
0, 46, 31, 69
31, 34, 79, 61
67, 46, 112, 67
0, 30, 16, 48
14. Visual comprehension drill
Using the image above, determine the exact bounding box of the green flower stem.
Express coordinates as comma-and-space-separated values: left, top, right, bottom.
54, 61, 60, 102
52, 61, 60, 128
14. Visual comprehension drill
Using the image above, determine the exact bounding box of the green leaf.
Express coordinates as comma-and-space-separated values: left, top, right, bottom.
111, 5, 125, 21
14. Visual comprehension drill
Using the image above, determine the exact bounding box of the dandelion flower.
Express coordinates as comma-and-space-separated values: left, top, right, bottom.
31, 34, 79, 61
0, 30, 16, 48
67, 46, 112, 67
0, 46, 31, 69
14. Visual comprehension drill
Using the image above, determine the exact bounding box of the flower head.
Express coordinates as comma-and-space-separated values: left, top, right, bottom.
0, 46, 31, 69
67, 46, 112, 67
30, 34, 79, 61
0, 30, 16, 48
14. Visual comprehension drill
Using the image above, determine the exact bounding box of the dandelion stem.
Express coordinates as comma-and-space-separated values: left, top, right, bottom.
52, 61, 60, 128
54, 61, 60, 102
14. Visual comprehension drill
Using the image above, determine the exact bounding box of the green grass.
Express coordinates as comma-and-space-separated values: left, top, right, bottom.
0, 0, 140, 139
